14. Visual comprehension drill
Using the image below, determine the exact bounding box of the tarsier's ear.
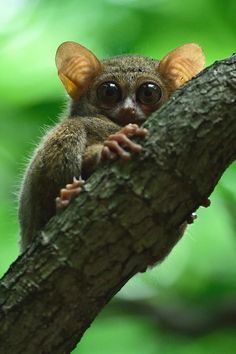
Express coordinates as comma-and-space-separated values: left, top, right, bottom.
55, 41, 101, 99
158, 43, 205, 93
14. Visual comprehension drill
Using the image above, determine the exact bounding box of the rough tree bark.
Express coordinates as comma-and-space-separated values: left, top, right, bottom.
0, 53, 236, 354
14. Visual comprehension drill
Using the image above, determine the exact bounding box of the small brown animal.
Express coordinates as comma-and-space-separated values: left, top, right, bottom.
18, 41, 205, 251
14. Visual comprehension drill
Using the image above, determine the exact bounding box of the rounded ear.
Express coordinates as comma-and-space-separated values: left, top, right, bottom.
158, 43, 205, 93
55, 41, 102, 99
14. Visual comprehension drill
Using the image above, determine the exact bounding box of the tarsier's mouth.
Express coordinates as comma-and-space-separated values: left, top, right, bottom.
113, 110, 146, 127
116, 114, 138, 126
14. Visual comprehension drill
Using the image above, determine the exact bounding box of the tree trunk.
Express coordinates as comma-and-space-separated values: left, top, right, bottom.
0, 53, 236, 354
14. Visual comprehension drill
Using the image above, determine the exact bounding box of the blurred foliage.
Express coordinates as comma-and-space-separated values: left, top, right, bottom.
0, 0, 236, 353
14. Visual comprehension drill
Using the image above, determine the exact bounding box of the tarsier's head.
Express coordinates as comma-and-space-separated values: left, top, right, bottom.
56, 41, 205, 126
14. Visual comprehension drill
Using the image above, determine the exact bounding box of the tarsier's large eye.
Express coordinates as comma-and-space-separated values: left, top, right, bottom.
136, 82, 162, 105
97, 82, 122, 106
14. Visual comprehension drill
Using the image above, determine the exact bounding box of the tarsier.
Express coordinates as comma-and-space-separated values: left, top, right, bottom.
19, 41, 205, 251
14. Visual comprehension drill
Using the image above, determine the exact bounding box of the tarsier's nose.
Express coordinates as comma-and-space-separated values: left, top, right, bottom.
120, 107, 136, 116
117, 107, 137, 125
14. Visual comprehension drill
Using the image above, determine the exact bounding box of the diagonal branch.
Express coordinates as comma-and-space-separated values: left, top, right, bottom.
0, 53, 236, 354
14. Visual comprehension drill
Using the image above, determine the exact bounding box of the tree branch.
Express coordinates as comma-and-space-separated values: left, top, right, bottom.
1, 53, 236, 354
112, 297, 236, 336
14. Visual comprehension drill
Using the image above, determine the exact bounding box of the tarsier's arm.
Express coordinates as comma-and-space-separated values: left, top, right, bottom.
55, 122, 148, 209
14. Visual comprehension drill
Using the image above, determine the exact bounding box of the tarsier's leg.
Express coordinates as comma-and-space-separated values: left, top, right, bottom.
56, 177, 85, 210
102, 123, 148, 160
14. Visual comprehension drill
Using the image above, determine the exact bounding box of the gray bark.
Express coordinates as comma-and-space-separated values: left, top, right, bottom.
0, 53, 236, 354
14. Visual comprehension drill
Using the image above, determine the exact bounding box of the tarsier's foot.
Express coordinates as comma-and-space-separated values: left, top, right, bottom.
56, 177, 85, 210
201, 198, 211, 208
186, 198, 211, 224
187, 213, 197, 224
102, 123, 148, 160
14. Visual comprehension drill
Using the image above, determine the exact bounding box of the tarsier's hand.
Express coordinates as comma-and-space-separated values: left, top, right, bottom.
102, 123, 148, 161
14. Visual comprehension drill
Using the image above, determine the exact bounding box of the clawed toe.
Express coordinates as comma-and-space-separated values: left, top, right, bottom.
200, 198, 211, 208
187, 213, 197, 224
56, 177, 85, 210
55, 197, 70, 209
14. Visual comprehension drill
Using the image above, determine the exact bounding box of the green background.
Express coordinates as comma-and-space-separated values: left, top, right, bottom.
0, 0, 236, 353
